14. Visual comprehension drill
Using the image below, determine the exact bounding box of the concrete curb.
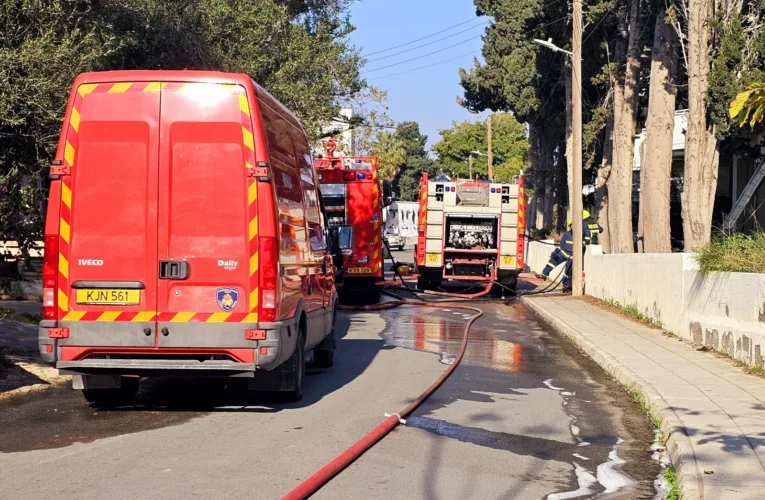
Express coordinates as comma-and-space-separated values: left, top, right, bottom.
522, 297, 705, 500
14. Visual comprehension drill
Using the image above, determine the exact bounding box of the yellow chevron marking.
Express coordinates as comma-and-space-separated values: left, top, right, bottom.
109, 82, 133, 93
61, 183, 72, 208
97, 311, 122, 322
63, 310, 87, 321
250, 253, 259, 276
249, 216, 258, 240
77, 84, 98, 98
170, 312, 196, 323
143, 82, 167, 92
60, 219, 71, 244
58, 289, 69, 311
373, 235, 379, 244
132, 311, 156, 322
239, 94, 251, 116
207, 312, 231, 323
59, 254, 69, 279
64, 141, 75, 167
69, 108, 81, 133
243, 312, 259, 323
248, 182, 257, 205
249, 289, 258, 310
242, 127, 255, 151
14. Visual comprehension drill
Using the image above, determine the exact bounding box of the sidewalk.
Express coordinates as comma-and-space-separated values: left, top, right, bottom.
524, 295, 765, 500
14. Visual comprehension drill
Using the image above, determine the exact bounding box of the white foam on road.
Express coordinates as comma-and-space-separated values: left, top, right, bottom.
572, 453, 590, 461
570, 424, 580, 436
547, 463, 598, 500
543, 379, 566, 391
597, 447, 630, 493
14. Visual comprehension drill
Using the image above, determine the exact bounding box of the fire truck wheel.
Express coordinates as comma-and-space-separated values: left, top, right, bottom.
284, 332, 306, 402
81, 377, 139, 408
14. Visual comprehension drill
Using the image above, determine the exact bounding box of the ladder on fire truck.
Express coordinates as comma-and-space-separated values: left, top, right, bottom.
723, 156, 765, 231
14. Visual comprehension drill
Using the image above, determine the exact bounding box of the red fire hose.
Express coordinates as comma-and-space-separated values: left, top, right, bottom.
282, 284, 490, 499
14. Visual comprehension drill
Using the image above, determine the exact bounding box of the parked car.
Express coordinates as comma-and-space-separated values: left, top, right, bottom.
384, 232, 405, 252
39, 70, 340, 405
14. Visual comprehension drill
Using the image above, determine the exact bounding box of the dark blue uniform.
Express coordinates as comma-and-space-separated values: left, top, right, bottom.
541, 231, 575, 288
583, 217, 603, 245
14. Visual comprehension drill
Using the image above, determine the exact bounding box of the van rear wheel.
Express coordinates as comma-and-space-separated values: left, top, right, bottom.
284, 336, 305, 402
82, 377, 139, 407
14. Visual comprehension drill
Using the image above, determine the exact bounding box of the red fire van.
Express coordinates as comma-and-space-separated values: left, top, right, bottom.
38, 71, 340, 404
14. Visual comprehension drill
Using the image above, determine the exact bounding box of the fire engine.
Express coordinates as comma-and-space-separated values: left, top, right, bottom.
315, 139, 386, 302
414, 173, 526, 295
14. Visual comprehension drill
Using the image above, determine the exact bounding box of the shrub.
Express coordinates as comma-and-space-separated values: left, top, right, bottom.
697, 232, 765, 274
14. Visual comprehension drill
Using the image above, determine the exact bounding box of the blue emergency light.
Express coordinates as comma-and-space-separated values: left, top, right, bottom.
357, 173, 366, 180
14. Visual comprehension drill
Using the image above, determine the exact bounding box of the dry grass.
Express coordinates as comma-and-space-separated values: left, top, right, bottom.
697, 232, 765, 274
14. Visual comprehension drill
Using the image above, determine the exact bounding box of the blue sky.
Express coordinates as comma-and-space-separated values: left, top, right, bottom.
348, 0, 489, 150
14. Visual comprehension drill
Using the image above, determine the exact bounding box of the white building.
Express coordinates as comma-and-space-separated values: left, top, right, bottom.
313, 108, 354, 157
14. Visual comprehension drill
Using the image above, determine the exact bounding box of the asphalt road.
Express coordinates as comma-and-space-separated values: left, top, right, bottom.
0, 261, 661, 499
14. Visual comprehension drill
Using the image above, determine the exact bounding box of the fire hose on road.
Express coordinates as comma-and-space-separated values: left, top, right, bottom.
282, 285, 490, 499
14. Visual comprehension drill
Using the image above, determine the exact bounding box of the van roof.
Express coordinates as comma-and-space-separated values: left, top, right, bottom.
72, 70, 302, 126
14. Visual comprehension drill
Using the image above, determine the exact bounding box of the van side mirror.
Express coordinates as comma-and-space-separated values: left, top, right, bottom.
383, 196, 392, 207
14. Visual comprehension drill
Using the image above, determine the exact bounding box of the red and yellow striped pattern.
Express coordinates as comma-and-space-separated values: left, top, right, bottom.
516, 175, 526, 270
416, 174, 428, 267
239, 87, 259, 323
62, 311, 258, 322
371, 167, 382, 275
57, 81, 259, 323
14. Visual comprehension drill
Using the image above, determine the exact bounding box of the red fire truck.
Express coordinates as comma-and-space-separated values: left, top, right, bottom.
414, 173, 526, 296
315, 140, 386, 302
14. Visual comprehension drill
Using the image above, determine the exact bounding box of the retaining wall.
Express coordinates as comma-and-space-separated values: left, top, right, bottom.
584, 251, 765, 368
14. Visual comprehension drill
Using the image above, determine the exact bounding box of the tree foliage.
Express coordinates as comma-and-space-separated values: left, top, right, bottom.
0, 0, 365, 250
729, 83, 765, 128
392, 122, 436, 201
432, 113, 528, 181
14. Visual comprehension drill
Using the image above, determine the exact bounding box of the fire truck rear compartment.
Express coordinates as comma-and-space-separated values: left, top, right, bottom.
443, 214, 499, 279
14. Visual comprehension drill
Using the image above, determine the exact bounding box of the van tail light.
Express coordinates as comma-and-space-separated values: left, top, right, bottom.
42, 234, 58, 320
259, 236, 278, 323
343, 171, 356, 182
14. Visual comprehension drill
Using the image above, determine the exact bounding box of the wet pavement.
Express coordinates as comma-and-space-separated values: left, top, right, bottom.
0, 289, 661, 499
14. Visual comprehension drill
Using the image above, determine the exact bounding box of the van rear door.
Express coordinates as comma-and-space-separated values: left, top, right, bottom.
60, 82, 161, 346
156, 83, 255, 347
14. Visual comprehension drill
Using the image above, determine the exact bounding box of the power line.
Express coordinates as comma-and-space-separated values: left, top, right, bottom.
362, 36, 480, 74
363, 17, 486, 57
367, 50, 479, 80
362, 14, 570, 76
366, 22, 488, 63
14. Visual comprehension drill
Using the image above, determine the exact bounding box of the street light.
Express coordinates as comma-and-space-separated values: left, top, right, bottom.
533, 1, 584, 298
533, 38, 573, 56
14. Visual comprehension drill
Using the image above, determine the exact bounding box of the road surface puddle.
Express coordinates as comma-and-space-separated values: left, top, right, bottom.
0, 381, 211, 453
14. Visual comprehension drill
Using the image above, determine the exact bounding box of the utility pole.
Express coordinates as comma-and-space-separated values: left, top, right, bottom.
469, 155, 474, 180
487, 115, 493, 181
571, 0, 584, 296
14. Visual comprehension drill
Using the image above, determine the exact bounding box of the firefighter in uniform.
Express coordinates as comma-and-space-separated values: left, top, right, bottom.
583, 210, 603, 245
541, 225, 573, 284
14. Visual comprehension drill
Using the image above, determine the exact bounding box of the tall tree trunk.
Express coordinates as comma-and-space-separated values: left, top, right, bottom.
543, 182, 554, 231
683, 0, 719, 251
609, 0, 641, 253
596, 100, 615, 252
640, 11, 678, 252
564, 61, 574, 222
